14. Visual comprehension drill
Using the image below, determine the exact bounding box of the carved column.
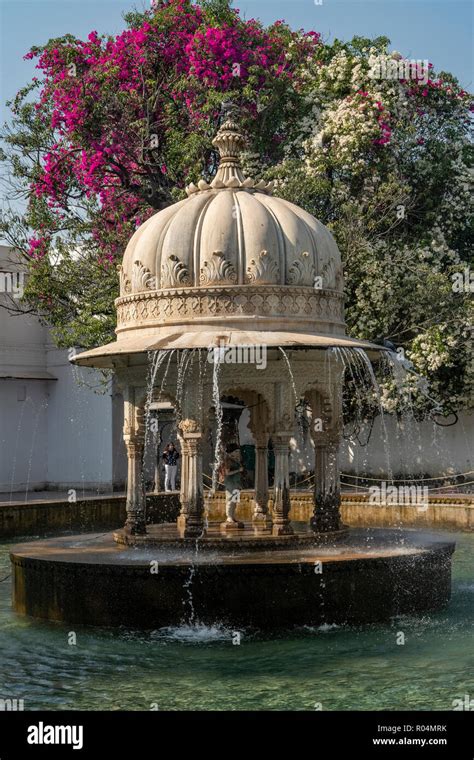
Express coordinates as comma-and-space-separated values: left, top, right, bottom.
253, 437, 271, 526
123, 386, 147, 535
271, 382, 294, 536
272, 434, 293, 535
248, 400, 271, 527
177, 419, 205, 538
310, 435, 342, 533
307, 383, 343, 534
177, 430, 188, 514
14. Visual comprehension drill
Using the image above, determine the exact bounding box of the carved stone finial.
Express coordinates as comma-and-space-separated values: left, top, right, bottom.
185, 109, 273, 195
212, 113, 247, 184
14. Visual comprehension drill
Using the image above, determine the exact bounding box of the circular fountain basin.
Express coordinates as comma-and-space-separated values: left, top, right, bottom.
10, 527, 454, 629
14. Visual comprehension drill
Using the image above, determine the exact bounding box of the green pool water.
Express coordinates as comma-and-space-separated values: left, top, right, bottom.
0, 532, 472, 711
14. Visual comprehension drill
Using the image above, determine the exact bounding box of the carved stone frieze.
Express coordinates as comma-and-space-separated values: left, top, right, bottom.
116, 286, 345, 329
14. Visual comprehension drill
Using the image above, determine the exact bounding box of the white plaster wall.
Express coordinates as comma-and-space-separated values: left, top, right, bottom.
0, 380, 48, 492
112, 386, 127, 488
238, 407, 473, 481
340, 411, 474, 480
0, 244, 121, 493
0, 245, 49, 491
45, 347, 115, 491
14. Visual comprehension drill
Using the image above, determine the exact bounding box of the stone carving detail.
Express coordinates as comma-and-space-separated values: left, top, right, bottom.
246, 250, 280, 285
179, 418, 200, 435
275, 412, 293, 432
161, 254, 190, 289
116, 286, 345, 328
131, 260, 156, 292
320, 259, 343, 291
118, 265, 132, 295
200, 251, 237, 285
288, 251, 316, 287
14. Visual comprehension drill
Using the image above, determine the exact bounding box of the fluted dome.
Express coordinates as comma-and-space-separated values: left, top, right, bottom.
73, 115, 379, 367
119, 168, 343, 295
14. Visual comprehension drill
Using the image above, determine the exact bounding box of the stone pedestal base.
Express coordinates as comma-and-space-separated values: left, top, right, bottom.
220, 520, 245, 532
123, 518, 146, 536
177, 514, 205, 538
253, 514, 273, 532
272, 522, 294, 537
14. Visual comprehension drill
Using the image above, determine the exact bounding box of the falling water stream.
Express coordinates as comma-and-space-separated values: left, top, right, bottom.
278, 347, 299, 407
211, 358, 223, 493
354, 347, 394, 482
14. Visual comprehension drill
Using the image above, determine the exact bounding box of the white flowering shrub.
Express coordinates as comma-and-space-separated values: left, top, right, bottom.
269, 36, 473, 415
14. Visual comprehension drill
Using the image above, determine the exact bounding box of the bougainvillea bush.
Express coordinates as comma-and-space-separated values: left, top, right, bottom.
0, 0, 472, 414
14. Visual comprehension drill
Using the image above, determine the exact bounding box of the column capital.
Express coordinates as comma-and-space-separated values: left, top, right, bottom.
124, 439, 144, 457
312, 430, 340, 447
179, 418, 202, 439
272, 433, 292, 448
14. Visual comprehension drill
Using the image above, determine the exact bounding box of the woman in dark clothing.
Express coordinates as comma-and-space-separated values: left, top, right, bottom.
162, 442, 179, 492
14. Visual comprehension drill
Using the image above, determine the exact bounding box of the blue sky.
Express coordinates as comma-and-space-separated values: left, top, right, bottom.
0, 0, 472, 124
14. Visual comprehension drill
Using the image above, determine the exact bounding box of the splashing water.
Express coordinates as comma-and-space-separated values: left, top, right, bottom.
176, 349, 195, 423
211, 358, 223, 493
24, 399, 49, 504
278, 347, 298, 407
183, 562, 196, 625
144, 350, 174, 485
380, 350, 419, 480
354, 347, 393, 483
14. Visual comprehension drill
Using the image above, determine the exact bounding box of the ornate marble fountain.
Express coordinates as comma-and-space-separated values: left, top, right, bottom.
10, 116, 454, 629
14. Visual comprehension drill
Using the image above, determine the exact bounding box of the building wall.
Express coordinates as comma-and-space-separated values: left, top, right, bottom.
0, 379, 48, 492
45, 348, 115, 491
0, 245, 124, 494
239, 409, 473, 482
340, 412, 473, 481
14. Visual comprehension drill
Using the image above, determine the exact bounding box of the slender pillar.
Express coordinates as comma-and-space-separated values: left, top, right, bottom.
310, 436, 342, 533
253, 438, 271, 527
272, 435, 293, 536
177, 431, 187, 513
123, 387, 146, 535
177, 419, 205, 538
248, 399, 271, 528
153, 425, 162, 494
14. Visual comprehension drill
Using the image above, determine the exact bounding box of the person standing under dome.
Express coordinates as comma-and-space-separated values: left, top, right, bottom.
162, 442, 179, 492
